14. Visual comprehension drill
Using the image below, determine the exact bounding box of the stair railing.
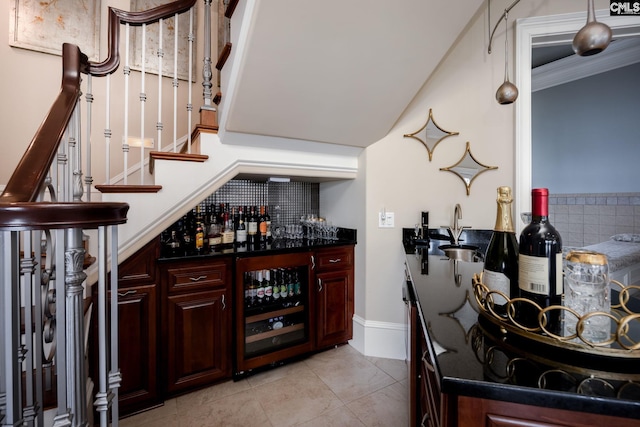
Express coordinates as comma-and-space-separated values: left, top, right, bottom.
86, 0, 201, 190
0, 1, 213, 425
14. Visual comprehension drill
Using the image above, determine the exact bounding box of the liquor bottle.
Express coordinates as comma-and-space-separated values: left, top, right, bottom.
236, 207, 247, 245
221, 208, 235, 247
207, 211, 222, 251
181, 215, 194, 256
166, 230, 181, 257
263, 269, 273, 304
247, 206, 258, 246
518, 188, 563, 333
483, 186, 519, 316
195, 220, 205, 254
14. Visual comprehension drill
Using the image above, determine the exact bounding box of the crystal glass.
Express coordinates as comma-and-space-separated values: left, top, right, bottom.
563, 250, 611, 343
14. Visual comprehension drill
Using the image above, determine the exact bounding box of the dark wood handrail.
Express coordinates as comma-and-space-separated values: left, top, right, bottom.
88, 0, 197, 76
0, 202, 129, 231
0, 43, 85, 204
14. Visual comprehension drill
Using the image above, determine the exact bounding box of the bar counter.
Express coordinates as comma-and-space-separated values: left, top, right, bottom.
404, 245, 640, 422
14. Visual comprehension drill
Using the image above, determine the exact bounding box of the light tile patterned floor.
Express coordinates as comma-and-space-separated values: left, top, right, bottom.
119, 344, 408, 427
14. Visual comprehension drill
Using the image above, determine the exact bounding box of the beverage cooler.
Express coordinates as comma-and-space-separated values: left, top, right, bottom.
234, 252, 315, 377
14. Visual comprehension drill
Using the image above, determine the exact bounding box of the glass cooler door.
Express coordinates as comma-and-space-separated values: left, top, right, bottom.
235, 252, 314, 375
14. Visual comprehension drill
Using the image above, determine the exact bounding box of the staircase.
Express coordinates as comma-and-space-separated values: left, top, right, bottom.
99, 129, 358, 264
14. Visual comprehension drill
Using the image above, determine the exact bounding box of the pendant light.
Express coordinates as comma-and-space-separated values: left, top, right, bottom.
572, 0, 612, 56
495, 11, 518, 105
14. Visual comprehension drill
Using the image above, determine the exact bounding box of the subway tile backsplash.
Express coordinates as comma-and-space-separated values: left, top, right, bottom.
548, 193, 640, 248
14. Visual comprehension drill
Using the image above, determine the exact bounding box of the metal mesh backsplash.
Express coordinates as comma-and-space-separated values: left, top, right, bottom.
198, 180, 319, 225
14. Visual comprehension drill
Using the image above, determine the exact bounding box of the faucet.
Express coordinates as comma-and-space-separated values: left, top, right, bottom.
448, 204, 469, 246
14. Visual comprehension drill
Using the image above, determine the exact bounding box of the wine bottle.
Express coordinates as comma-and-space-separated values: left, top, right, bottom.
247, 206, 258, 246
263, 269, 272, 304
259, 205, 267, 244
236, 207, 247, 245
483, 186, 518, 316
264, 205, 272, 242
255, 270, 265, 305
518, 188, 563, 334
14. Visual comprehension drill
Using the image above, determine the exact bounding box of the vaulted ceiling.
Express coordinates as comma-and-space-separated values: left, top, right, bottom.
219, 0, 485, 148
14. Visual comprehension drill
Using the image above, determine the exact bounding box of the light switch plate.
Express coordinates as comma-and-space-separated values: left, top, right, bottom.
379, 212, 395, 228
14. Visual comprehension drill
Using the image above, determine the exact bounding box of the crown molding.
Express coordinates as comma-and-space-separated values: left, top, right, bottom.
532, 37, 640, 92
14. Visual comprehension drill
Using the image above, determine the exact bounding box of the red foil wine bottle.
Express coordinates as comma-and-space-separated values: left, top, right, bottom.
518, 188, 562, 334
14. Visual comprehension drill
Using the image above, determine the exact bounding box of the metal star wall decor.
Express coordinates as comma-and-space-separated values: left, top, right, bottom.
440, 142, 497, 196
404, 109, 459, 161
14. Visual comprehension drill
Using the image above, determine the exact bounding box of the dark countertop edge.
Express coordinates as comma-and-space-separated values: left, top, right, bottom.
157, 237, 357, 262
441, 377, 640, 420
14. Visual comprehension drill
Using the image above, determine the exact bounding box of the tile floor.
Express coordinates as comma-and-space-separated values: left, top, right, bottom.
119, 344, 409, 427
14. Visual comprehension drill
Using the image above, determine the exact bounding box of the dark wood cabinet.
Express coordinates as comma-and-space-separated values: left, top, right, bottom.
111, 242, 355, 416
160, 258, 232, 395
314, 246, 354, 349
112, 238, 161, 417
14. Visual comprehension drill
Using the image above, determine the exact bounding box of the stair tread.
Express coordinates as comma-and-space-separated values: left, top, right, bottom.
95, 185, 162, 193
149, 152, 209, 162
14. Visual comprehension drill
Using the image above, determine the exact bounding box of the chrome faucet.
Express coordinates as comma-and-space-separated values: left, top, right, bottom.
448, 204, 469, 246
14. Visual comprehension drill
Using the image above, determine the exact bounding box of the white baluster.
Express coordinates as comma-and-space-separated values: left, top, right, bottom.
123, 24, 131, 185
140, 23, 147, 185
85, 75, 94, 200
187, 8, 194, 150
173, 12, 179, 153
157, 19, 164, 152
104, 74, 112, 184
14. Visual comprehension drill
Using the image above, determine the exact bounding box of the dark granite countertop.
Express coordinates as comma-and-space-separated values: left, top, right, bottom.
404, 238, 640, 420
158, 227, 357, 262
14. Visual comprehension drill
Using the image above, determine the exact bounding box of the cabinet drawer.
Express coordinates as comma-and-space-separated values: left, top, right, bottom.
315, 246, 354, 271
165, 261, 229, 294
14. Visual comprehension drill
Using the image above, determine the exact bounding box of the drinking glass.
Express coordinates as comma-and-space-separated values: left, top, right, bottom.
563, 250, 611, 343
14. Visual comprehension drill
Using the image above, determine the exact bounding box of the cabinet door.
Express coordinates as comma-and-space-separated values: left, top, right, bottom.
315, 268, 354, 349
235, 252, 315, 374
117, 284, 159, 416
165, 289, 230, 393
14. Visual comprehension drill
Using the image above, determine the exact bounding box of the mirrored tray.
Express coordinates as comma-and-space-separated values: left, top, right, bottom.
472, 273, 640, 358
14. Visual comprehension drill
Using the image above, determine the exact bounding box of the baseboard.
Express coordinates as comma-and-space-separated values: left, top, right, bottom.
351, 314, 407, 360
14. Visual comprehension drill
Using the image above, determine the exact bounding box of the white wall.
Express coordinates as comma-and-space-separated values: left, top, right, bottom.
351, 1, 612, 358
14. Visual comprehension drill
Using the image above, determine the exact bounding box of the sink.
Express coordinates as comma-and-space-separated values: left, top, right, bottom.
438, 244, 484, 263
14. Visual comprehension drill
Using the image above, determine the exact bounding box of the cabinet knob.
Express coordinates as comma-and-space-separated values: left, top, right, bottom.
222, 294, 226, 310
311, 255, 315, 270
329, 258, 342, 263
318, 278, 323, 292
189, 275, 207, 282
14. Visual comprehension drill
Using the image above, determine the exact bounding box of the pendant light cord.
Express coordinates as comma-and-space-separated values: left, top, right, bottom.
488, 0, 521, 54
